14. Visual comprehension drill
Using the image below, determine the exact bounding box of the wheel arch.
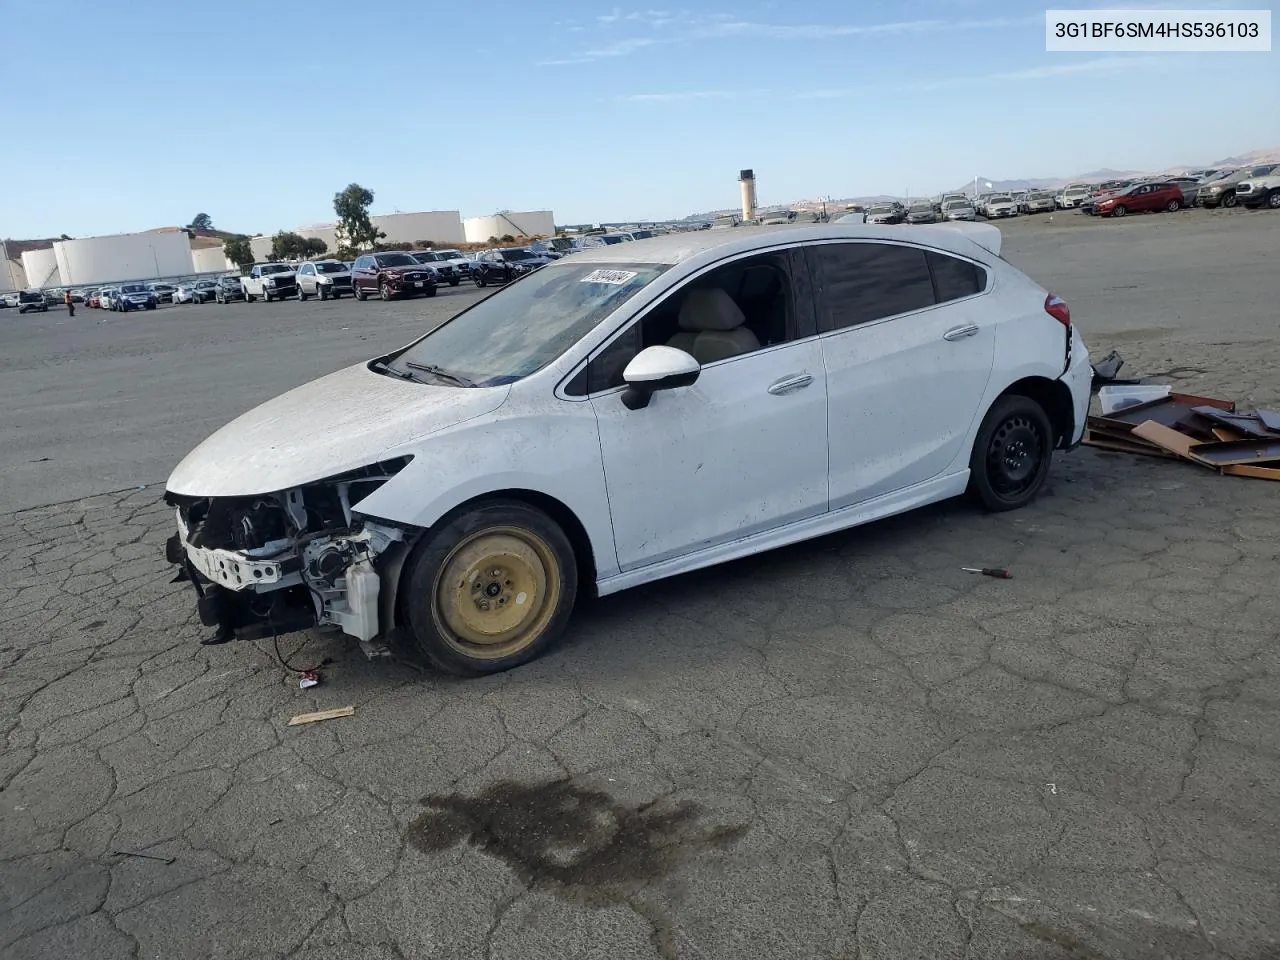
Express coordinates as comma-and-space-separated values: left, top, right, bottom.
994, 375, 1075, 448
387, 487, 600, 633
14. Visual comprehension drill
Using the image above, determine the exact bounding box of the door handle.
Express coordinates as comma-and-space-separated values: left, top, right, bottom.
767, 374, 814, 395
943, 323, 980, 341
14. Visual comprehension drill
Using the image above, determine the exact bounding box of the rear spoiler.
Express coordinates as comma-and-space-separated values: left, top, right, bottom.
930, 222, 1003, 258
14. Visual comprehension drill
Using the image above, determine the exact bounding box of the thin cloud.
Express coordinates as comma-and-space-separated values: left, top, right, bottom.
540, 10, 1039, 65
622, 90, 744, 102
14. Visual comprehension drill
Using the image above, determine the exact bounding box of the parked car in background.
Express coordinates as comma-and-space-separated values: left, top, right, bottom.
83, 289, 101, 307
432, 249, 472, 277
1163, 176, 1206, 207
942, 200, 977, 221
939, 194, 968, 210
1057, 185, 1092, 209
1022, 191, 1056, 213
0, 292, 19, 308
471, 248, 549, 287
116, 283, 158, 311
865, 202, 906, 224
174, 283, 198, 304
241, 263, 299, 302
1234, 170, 1280, 209
162, 223, 1092, 676
216, 276, 247, 304
1094, 181, 1184, 218
983, 195, 1019, 219
192, 279, 220, 303
410, 251, 463, 287
64, 288, 86, 303
148, 282, 178, 304
905, 201, 939, 224
17, 290, 48, 313
351, 252, 438, 300
295, 259, 353, 300
99, 288, 120, 310
1199, 165, 1278, 208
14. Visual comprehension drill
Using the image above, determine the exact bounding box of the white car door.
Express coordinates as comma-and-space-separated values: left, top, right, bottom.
806, 240, 996, 510
583, 249, 829, 572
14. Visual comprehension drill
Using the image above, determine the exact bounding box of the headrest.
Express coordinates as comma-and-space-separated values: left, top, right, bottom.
677, 287, 746, 332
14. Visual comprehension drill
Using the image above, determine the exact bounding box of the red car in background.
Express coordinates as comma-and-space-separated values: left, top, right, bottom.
1095, 181, 1184, 218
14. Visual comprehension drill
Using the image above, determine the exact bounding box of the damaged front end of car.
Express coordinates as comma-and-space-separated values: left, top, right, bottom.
164, 457, 417, 648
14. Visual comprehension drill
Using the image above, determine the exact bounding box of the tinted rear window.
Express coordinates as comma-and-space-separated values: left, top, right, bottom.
808, 242, 935, 332
928, 251, 985, 302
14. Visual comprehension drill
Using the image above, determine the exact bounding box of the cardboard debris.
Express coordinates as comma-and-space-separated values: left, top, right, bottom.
1085, 394, 1280, 481
288, 706, 355, 726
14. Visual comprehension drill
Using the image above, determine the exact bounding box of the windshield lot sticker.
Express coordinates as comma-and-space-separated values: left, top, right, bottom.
580, 269, 638, 285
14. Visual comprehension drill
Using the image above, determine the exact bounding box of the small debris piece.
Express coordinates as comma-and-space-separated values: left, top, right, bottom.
298, 671, 321, 690
1222, 463, 1280, 481
288, 705, 355, 726
962, 567, 1012, 579
111, 850, 175, 864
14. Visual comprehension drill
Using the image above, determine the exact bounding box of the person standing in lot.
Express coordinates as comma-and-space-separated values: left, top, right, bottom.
64, 290, 75, 317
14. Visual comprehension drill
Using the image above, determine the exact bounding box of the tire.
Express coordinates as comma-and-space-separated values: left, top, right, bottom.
425, 285, 438, 298
1165, 199, 1180, 212
400, 500, 578, 676
380, 281, 392, 301
1111, 205, 1127, 218
1268, 190, 1280, 210
449, 279, 459, 287
246, 293, 256, 302
297, 284, 307, 301
475, 274, 486, 288
1222, 192, 1237, 208
968, 395, 1054, 512
354, 285, 366, 301
317, 285, 328, 301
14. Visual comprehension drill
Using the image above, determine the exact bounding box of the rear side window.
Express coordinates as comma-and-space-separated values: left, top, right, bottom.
927, 251, 985, 303
807, 242, 934, 331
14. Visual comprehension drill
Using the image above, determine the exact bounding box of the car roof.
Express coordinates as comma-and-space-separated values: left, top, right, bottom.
564, 223, 998, 266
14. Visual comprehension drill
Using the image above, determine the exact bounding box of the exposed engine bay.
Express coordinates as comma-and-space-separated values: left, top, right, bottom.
164, 458, 415, 645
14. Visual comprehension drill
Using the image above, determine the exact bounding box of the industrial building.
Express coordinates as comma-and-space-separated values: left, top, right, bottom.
463, 211, 555, 243
191, 245, 233, 273
2, 254, 29, 293
53, 231, 194, 286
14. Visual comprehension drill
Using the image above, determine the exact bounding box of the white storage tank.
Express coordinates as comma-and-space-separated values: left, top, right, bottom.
192, 245, 233, 273
2, 256, 27, 293
372, 211, 464, 246
249, 235, 274, 262
54, 231, 194, 285
463, 211, 556, 243
22, 247, 61, 289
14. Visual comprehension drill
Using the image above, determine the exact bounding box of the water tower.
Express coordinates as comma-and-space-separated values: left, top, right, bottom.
739, 169, 757, 222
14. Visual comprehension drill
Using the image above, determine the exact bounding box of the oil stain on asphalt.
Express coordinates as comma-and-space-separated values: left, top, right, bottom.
406, 777, 748, 904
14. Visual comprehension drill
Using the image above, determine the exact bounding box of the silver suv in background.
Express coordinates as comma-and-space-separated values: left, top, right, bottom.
1198, 165, 1276, 208
295, 259, 352, 300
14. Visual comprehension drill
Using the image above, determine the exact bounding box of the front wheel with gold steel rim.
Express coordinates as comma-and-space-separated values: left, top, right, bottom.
402, 501, 578, 676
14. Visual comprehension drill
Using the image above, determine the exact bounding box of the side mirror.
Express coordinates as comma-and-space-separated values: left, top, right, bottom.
620, 345, 700, 410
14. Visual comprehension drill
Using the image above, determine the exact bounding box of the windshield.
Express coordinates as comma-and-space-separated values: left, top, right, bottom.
990, 196, 1012, 203
195, 280, 217, 288
412, 253, 440, 262
500, 249, 537, 261
389, 262, 669, 387
121, 284, 148, 293
316, 262, 347, 273
375, 253, 418, 267
868, 204, 896, 214
943, 201, 969, 210
909, 204, 932, 212
261, 264, 291, 275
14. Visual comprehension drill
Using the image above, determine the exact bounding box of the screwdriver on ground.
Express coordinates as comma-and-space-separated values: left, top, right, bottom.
962, 567, 1012, 579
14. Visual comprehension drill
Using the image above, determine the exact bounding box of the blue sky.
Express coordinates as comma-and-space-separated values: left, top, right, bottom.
0, 0, 1275, 238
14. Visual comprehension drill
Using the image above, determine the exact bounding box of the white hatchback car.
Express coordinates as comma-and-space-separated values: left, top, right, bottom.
165, 224, 1091, 675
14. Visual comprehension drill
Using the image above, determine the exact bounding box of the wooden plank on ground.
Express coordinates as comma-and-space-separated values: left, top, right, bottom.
1130, 421, 1214, 466
1222, 463, 1280, 481
1083, 433, 1178, 459
288, 706, 355, 726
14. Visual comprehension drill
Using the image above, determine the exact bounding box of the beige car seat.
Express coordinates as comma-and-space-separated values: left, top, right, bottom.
666, 288, 760, 364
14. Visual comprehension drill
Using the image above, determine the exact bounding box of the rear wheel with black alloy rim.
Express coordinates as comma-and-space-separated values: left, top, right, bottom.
474, 273, 486, 287
401, 501, 578, 676
967, 395, 1054, 512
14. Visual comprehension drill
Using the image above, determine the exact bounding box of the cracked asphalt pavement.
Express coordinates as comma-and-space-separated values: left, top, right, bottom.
3, 210, 1279, 959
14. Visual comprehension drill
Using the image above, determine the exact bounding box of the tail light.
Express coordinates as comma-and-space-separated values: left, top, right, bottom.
1044, 294, 1071, 328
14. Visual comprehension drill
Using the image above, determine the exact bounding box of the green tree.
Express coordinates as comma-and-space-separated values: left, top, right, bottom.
332, 183, 384, 254
223, 235, 255, 269
190, 213, 214, 231
268, 231, 327, 261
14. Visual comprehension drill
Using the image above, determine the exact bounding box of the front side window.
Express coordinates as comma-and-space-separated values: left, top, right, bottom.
580, 251, 802, 395
374, 253, 417, 268
389, 261, 669, 388
317, 262, 346, 274
299, 264, 313, 275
